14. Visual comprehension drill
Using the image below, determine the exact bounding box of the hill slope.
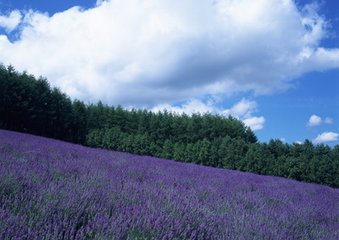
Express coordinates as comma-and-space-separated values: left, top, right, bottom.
0, 129, 338, 239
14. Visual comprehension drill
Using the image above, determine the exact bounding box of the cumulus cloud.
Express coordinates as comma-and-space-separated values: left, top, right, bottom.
307, 114, 334, 127
0, 10, 22, 32
0, 0, 338, 107
152, 98, 265, 131
307, 114, 322, 126
243, 117, 266, 131
223, 99, 265, 130
223, 99, 257, 119
313, 132, 339, 144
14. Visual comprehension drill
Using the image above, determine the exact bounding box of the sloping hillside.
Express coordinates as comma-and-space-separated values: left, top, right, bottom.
0, 129, 338, 239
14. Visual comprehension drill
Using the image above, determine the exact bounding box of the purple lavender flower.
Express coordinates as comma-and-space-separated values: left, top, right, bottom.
0, 129, 338, 239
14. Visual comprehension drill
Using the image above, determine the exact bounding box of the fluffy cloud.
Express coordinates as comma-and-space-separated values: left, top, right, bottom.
307, 114, 333, 127
0, 10, 22, 32
242, 117, 266, 131
313, 132, 339, 144
307, 114, 322, 126
223, 99, 265, 131
0, 0, 339, 107
152, 98, 265, 131
223, 99, 257, 119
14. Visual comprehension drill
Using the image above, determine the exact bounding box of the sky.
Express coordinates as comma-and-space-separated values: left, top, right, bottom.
0, 0, 338, 145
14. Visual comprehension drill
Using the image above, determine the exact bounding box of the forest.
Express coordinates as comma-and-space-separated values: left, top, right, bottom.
0, 64, 338, 187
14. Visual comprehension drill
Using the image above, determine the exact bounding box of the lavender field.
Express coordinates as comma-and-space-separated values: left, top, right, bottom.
0, 130, 338, 239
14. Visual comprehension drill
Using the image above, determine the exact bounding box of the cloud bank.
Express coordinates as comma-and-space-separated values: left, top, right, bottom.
0, 0, 339, 108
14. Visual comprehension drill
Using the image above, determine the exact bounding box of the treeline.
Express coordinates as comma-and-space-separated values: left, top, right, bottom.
0, 64, 256, 145
0, 64, 338, 187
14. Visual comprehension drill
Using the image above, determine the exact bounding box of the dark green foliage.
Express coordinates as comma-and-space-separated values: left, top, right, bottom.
0, 64, 338, 187
218, 136, 249, 169
242, 143, 274, 175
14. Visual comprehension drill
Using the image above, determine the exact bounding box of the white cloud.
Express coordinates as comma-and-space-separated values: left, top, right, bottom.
0, 10, 22, 33
307, 114, 334, 127
151, 99, 216, 115
313, 132, 339, 144
242, 117, 266, 131
0, 0, 338, 107
223, 99, 257, 119
307, 114, 322, 126
152, 98, 265, 131
222, 98, 265, 131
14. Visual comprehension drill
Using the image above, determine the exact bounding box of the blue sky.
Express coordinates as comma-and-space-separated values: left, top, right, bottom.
0, 0, 338, 145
